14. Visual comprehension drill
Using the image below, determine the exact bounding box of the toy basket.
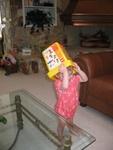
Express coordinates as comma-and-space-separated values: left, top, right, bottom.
42, 42, 75, 80
4, 63, 18, 74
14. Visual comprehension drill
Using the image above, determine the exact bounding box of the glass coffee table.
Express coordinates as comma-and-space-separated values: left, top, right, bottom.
0, 89, 95, 150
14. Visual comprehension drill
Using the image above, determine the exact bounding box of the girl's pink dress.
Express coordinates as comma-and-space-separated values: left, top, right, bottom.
54, 75, 80, 119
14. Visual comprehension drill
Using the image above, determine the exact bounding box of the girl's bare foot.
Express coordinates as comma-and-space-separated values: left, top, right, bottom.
67, 123, 81, 137
69, 127, 80, 136
58, 136, 64, 147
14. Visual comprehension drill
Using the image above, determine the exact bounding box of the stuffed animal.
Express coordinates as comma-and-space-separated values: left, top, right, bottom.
7, 54, 17, 64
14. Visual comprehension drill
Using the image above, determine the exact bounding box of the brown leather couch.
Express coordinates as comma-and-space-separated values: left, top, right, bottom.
74, 51, 113, 118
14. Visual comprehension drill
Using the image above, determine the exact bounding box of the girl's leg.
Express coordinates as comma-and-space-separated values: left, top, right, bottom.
57, 116, 66, 140
67, 118, 80, 136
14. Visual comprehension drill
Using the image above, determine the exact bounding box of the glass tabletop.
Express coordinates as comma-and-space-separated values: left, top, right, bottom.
0, 89, 95, 150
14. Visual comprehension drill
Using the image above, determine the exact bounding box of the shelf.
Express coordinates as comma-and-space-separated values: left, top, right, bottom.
66, 45, 113, 59
24, 6, 55, 8
22, 0, 57, 26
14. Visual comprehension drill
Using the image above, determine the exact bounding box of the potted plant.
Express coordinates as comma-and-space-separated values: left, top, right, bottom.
24, 9, 54, 34
0, 115, 7, 124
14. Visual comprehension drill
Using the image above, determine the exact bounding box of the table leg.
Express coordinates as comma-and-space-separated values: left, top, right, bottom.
15, 95, 23, 129
63, 135, 72, 150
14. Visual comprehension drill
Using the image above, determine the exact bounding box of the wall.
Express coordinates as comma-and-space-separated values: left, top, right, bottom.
1, 0, 12, 53
3, 0, 113, 53
9, 0, 70, 51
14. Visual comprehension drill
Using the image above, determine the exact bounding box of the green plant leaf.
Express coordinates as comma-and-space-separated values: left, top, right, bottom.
0, 116, 7, 124
25, 8, 54, 34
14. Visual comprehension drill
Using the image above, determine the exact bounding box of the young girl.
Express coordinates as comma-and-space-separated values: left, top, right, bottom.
54, 62, 88, 140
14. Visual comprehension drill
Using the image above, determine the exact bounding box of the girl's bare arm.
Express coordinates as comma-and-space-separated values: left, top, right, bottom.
58, 64, 69, 89
73, 62, 88, 82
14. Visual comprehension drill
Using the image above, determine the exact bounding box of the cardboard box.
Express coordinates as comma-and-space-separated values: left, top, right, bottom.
22, 49, 31, 55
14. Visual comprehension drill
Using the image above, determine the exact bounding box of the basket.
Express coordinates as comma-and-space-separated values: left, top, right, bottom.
4, 63, 18, 74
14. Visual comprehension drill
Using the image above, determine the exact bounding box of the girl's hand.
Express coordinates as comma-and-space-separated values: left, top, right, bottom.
73, 62, 81, 73
73, 62, 88, 82
59, 64, 67, 74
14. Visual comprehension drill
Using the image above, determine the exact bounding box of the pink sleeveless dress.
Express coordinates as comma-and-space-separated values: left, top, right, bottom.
54, 75, 80, 119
